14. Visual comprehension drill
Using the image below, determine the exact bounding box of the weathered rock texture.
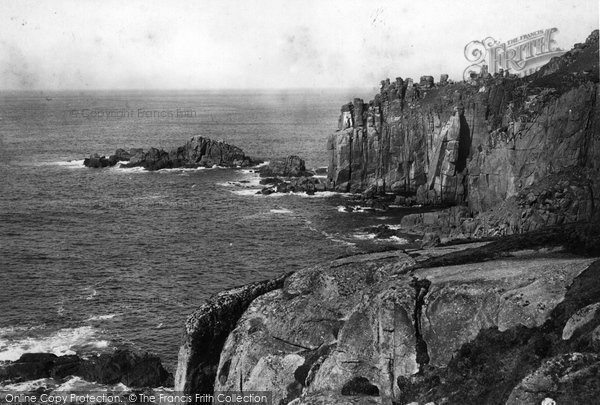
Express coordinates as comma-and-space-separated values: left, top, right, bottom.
174, 273, 290, 399
209, 239, 599, 404
176, 224, 600, 404
84, 136, 258, 170
327, 30, 599, 231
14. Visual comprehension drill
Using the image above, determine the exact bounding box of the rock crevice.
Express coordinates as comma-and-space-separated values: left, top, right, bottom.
411, 277, 432, 373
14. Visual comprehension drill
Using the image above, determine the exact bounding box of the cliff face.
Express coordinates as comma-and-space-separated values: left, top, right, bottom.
174, 273, 289, 398
175, 31, 600, 405
327, 30, 599, 221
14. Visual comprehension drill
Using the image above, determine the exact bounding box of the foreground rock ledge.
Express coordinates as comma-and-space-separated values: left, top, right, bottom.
174, 273, 290, 397
175, 227, 600, 405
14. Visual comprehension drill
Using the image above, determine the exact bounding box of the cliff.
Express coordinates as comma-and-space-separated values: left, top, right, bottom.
175, 31, 600, 405
327, 30, 599, 229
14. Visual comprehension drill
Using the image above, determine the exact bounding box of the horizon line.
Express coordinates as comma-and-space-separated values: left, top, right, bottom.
0, 86, 378, 93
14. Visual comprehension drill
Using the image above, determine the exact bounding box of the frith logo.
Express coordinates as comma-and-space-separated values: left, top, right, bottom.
463, 28, 565, 80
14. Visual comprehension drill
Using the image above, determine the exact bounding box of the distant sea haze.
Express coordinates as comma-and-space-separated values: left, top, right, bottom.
0, 89, 412, 374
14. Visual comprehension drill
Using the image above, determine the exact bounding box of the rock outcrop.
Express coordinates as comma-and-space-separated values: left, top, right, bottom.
84, 136, 259, 170
0, 350, 173, 388
255, 156, 330, 195
259, 156, 308, 178
176, 224, 600, 404
327, 30, 599, 229
209, 243, 598, 404
174, 273, 290, 398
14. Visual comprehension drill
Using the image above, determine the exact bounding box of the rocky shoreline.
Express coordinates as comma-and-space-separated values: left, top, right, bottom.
0, 349, 173, 392
174, 30, 600, 405
74, 30, 600, 404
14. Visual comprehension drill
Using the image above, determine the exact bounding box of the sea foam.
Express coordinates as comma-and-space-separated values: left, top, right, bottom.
0, 326, 109, 362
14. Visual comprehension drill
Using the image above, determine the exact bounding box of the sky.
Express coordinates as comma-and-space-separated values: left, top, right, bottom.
0, 0, 598, 90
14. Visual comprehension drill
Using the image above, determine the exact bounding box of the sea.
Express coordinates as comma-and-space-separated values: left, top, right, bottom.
0, 89, 421, 387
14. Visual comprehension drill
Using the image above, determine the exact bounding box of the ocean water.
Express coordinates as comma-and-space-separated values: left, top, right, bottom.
0, 90, 418, 376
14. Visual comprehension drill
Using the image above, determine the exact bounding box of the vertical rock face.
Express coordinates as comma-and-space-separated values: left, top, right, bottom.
174, 274, 289, 399
327, 30, 599, 218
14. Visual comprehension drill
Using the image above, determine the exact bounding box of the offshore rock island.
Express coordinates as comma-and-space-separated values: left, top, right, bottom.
175, 30, 600, 405
83, 136, 260, 170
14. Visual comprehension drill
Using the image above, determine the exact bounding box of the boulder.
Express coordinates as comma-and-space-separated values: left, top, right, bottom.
369, 225, 399, 239
419, 76, 434, 88
258, 156, 307, 177
83, 154, 112, 168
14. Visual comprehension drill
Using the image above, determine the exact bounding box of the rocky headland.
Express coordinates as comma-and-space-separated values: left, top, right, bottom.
174, 30, 600, 405
327, 29, 599, 240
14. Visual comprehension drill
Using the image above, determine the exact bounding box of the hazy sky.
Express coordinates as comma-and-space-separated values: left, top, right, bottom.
0, 0, 597, 90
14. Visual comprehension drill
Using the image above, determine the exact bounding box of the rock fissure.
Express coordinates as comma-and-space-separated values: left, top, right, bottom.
411, 277, 432, 373
271, 336, 315, 351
